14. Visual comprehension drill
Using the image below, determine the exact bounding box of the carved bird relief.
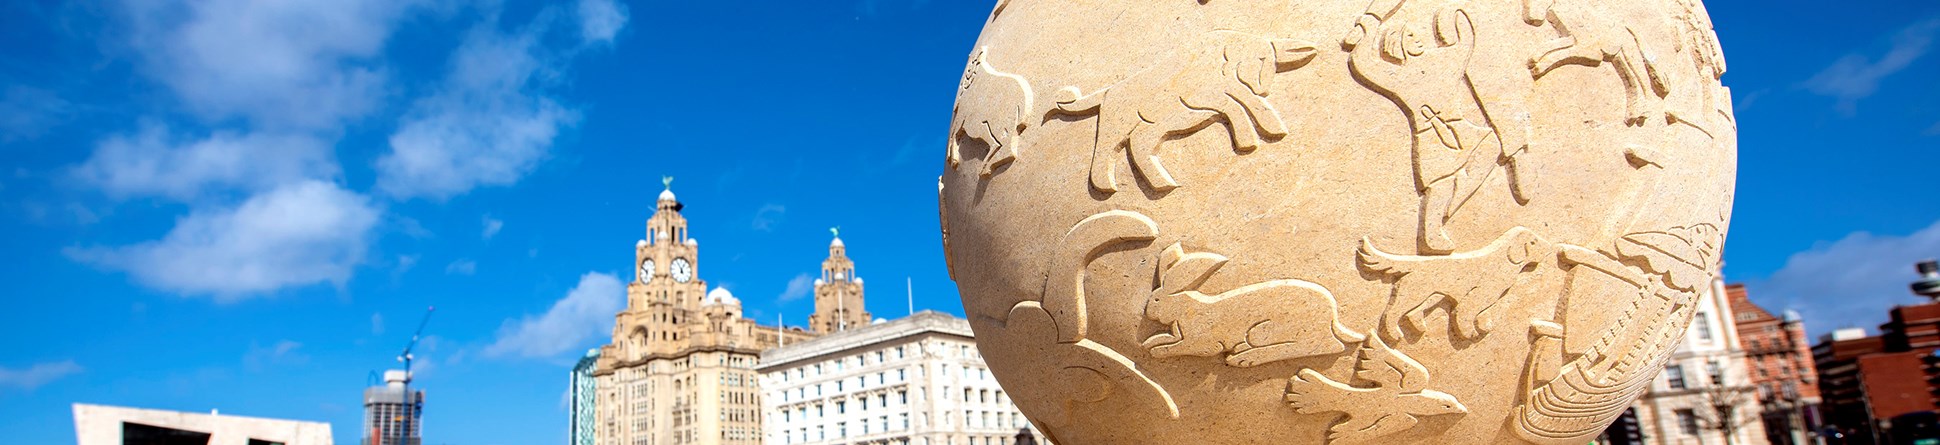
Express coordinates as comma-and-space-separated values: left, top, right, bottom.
1142, 243, 1366, 368
1284, 334, 1468, 445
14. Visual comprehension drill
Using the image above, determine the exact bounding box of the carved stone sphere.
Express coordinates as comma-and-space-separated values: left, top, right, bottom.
937, 0, 1736, 443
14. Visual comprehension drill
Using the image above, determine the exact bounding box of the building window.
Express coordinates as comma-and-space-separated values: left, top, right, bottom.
1666, 364, 1687, 389
1675, 408, 1699, 435
1707, 361, 1724, 386
1694, 313, 1713, 341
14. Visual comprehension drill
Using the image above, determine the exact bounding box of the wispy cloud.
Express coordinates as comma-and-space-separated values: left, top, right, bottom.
0, 360, 83, 392
72, 124, 339, 202
752, 204, 786, 232
484, 272, 624, 359
243, 340, 309, 371
0, 86, 75, 142
482, 215, 504, 239
120, 0, 422, 129
375, 8, 618, 199
1802, 17, 1940, 115
778, 273, 815, 302
575, 0, 629, 47
67, 181, 380, 300
371, 312, 385, 335
1745, 219, 1940, 337
445, 259, 477, 275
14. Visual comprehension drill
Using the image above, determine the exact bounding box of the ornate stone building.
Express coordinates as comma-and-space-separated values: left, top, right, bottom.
592, 184, 816, 445
810, 234, 871, 334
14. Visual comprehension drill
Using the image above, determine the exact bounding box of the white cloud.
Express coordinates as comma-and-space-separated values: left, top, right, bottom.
576, 0, 629, 46
72, 125, 338, 202
1746, 219, 1940, 337
376, 27, 577, 200
753, 204, 786, 231
484, 272, 625, 359
0, 360, 83, 392
482, 215, 504, 239
778, 273, 814, 302
445, 259, 477, 275
1802, 18, 1940, 114
371, 312, 386, 335
68, 180, 381, 300
121, 0, 423, 129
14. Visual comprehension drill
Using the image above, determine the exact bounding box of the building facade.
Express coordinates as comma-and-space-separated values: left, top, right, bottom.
574, 349, 602, 445
759, 311, 1037, 445
1629, 276, 1770, 445
363, 369, 424, 445
74, 404, 333, 445
592, 184, 817, 445
1728, 283, 1823, 445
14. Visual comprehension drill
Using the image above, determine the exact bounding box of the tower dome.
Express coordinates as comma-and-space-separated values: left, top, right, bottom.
705, 288, 740, 306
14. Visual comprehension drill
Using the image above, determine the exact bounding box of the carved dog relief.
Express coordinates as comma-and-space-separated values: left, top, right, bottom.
941, 0, 1735, 443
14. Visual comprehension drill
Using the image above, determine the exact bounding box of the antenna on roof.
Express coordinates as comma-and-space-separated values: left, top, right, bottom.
907, 277, 914, 316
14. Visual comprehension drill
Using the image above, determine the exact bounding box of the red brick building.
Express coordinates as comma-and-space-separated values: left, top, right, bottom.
1729, 284, 1823, 445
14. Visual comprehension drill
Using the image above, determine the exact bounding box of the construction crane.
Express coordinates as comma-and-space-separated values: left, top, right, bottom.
395, 306, 435, 445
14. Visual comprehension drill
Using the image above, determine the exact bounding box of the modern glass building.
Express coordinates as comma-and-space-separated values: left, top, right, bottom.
571, 349, 600, 445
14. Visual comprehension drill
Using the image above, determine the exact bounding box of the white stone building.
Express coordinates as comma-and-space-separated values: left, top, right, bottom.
73, 403, 333, 445
759, 311, 1038, 445
1628, 275, 1770, 445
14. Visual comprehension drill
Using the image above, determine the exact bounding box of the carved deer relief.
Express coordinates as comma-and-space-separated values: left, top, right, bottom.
1343, 1, 1537, 254
1358, 227, 1555, 342
1522, 0, 1668, 126
949, 47, 1035, 177
1141, 243, 1367, 368
1047, 31, 1319, 194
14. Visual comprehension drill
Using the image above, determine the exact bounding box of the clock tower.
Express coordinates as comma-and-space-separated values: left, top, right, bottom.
809, 229, 871, 334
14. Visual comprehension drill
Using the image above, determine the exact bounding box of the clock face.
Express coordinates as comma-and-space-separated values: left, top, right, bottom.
671, 258, 693, 283
639, 259, 655, 284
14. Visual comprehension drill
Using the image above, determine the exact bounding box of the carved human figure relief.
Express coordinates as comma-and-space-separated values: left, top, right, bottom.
1285, 334, 1468, 445
949, 47, 1035, 177
1358, 227, 1555, 342
1344, 1, 1538, 253
1046, 31, 1318, 194
1141, 243, 1367, 368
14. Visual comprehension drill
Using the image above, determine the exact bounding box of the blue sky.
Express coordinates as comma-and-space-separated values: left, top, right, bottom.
0, 0, 1936, 444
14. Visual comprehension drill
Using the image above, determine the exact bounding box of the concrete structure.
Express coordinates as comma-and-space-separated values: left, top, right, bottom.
1630, 276, 1770, 445
759, 311, 1037, 445
573, 349, 601, 445
362, 370, 421, 445
591, 181, 818, 445
1728, 283, 1823, 445
73, 403, 332, 445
